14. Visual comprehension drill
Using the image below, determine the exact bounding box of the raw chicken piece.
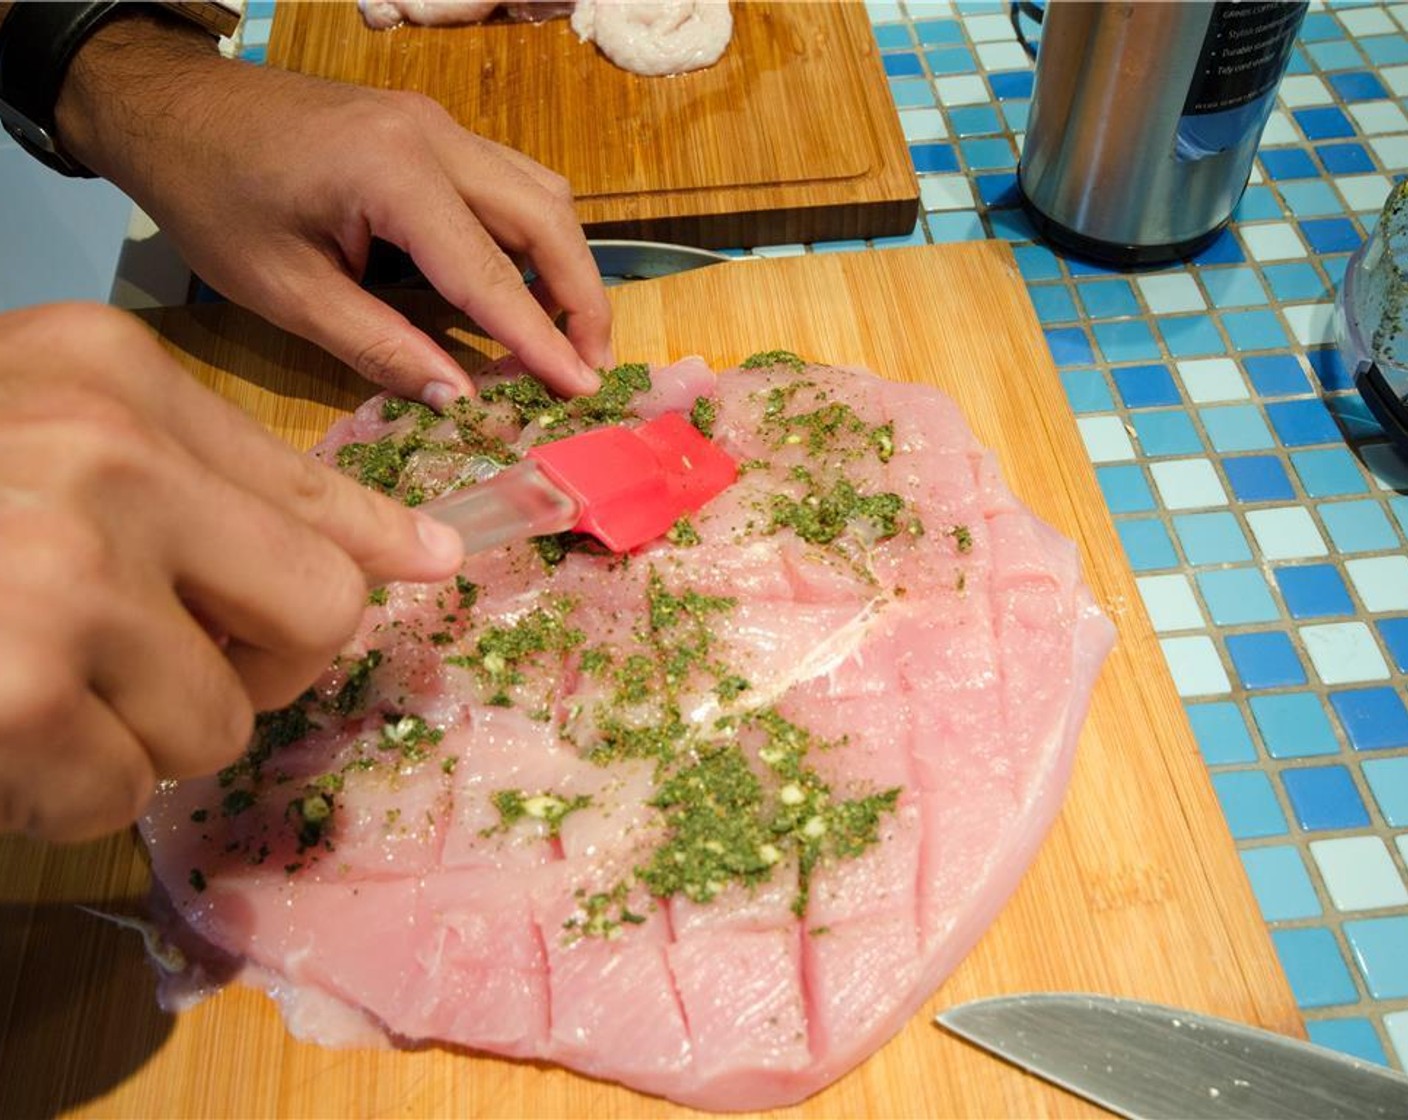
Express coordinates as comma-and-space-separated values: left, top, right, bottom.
359, 0, 501, 30
572, 0, 732, 76
140, 351, 1115, 1110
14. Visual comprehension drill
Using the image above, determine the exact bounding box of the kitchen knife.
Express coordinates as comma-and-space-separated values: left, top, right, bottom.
420, 411, 737, 555
936, 993, 1408, 1119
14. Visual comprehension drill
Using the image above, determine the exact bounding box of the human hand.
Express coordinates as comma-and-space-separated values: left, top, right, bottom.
0, 304, 466, 842
54, 11, 612, 409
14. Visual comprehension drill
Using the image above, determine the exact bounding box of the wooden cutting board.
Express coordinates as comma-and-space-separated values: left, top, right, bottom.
266, 1, 919, 248
0, 243, 1299, 1119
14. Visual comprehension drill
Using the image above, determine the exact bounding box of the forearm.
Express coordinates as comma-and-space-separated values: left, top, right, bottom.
53, 5, 224, 191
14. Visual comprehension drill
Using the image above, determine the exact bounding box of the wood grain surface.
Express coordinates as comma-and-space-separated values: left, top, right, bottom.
0, 243, 1300, 1118
266, 0, 919, 247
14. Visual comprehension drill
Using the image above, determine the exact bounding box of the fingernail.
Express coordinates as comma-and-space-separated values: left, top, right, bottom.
414, 513, 464, 567
576, 362, 602, 394
599, 343, 617, 368
421, 381, 461, 413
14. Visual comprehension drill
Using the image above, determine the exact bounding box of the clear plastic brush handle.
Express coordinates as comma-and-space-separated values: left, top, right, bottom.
421, 460, 580, 555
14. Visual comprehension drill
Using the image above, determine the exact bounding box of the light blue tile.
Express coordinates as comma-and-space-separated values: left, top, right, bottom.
926, 210, 986, 242
1248, 692, 1341, 758
1174, 511, 1253, 565
1199, 404, 1276, 452
1263, 262, 1330, 301
1093, 320, 1163, 363
1212, 770, 1289, 838
1310, 838, 1408, 912
1305, 1019, 1391, 1067
1280, 180, 1350, 217
1345, 918, 1408, 998
1160, 636, 1232, 697
1186, 701, 1258, 765
1196, 568, 1281, 625
1318, 500, 1400, 553
1013, 243, 1062, 281
1132, 410, 1204, 456
1271, 927, 1359, 1008
890, 78, 939, 107
1363, 757, 1408, 826
1096, 464, 1157, 512
1291, 449, 1370, 498
1030, 284, 1079, 323
1061, 369, 1114, 413
1241, 846, 1322, 921
1222, 309, 1291, 351
1077, 279, 1140, 319
1159, 314, 1227, 357
1117, 518, 1180, 571
1200, 266, 1268, 308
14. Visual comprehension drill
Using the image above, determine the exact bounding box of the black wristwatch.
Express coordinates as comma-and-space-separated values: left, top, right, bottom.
0, 1, 241, 177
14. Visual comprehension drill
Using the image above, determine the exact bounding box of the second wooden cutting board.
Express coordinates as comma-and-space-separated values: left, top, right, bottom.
266, 1, 919, 248
0, 243, 1298, 1118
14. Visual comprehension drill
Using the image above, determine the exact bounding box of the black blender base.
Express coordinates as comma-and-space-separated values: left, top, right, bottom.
1356, 363, 1408, 458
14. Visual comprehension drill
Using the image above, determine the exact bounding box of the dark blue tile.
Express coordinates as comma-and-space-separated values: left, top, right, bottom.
1328, 71, 1390, 102
1261, 148, 1319, 180
1224, 455, 1295, 502
1378, 618, 1408, 672
1189, 229, 1246, 265
1226, 631, 1307, 690
1293, 106, 1356, 141
1043, 327, 1095, 366
989, 70, 1034, 100
1245, 354, 1312, 396
1112, 363, 1181, 408
1274, 564, 1355, 619
1266, 398, 1343, 446
910, 142, 960, 173
1316, 142, 1376, 175
1299, 218, 1362, 255
975, 172, 1020, 207
1329, 688, 1408, 751
1307, 346, 1354, 392
882, 53, 924, 78
1282, 765, 1371, 831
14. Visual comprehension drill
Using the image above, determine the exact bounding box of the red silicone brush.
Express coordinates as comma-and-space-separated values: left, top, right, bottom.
421, 412, 738, 554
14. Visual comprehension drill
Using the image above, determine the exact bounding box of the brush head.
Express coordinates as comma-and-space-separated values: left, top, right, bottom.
526, 412, 738, 552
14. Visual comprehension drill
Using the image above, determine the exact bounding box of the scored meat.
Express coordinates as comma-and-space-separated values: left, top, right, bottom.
139, 353, 1114, 1111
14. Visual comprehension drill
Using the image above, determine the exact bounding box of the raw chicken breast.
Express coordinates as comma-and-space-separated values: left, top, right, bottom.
139, 352, 1114, 1110
572, 0, 732, 76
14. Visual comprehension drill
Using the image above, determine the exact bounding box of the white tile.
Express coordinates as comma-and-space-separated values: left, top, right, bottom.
1076, 416, 1136, 463
1240, 222, 1308, 262
1136, 575, 1205, 633
1259, 110, 1299, 146
1177, 358, 1249, 404
1369, 134, 1408, 171
920, 175, 976, 211
976, 41, 1029, 71
964, 12, 1015, 41
900, 108, 948, 141
1159, 636, 1232, 698
1345, 556, 1408, 612
1246, 507, 1328, 561
1283, 302, 1336, 347
1393, 4, 1408, 32
1278, 75, 1333, 108
1137, 273, 1207, 314
867, 1, 905, 20
936, 75, 990, 106
1336, 174, 1393, 213
1248, 163, 1265, 186
1341, 6, 1397, 36
1149, 459, 1228, 510
1387, 1010, 1408, 1071
1301, 622, 1392, 684
752, 244, 806, 258
1382, 63, 1408, 96
1350, 102, 1408, 136
1309, 837, 1408, 911
904, 1, 954, 16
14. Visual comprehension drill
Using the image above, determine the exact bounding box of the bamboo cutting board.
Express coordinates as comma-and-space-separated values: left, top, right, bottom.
0, 243, 1299, 1119
266, 1, 919, 248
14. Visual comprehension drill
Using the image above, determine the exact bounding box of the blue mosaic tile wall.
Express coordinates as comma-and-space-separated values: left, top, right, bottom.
239, 0, 1408, 1072
857, 0, 1408, 1071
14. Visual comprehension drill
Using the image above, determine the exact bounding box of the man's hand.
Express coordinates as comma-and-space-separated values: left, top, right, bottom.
0, 304, 466, 842
54, 11, 612, 408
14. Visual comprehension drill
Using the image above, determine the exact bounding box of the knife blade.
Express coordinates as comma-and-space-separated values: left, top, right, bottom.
936, 993, 1408, 1119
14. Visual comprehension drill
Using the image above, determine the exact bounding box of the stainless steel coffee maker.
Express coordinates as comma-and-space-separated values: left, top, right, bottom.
1018, 1, 1308, 265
